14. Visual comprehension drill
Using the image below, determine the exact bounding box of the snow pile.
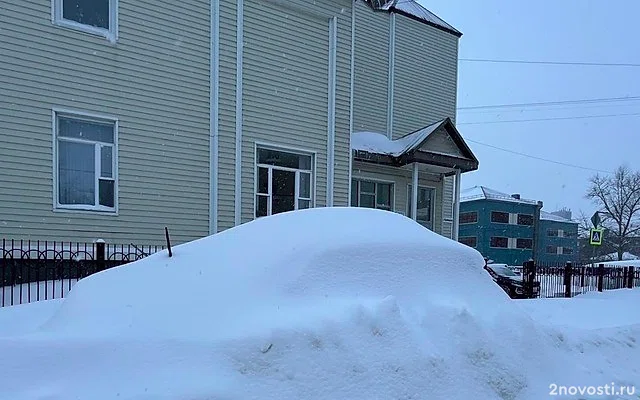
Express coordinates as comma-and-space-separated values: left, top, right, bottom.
0, 208, 639, 399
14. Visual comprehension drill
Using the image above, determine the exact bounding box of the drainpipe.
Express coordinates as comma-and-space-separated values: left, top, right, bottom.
411, 163, 418, 221
532, 200, 543, 263
453, 169, 461, 241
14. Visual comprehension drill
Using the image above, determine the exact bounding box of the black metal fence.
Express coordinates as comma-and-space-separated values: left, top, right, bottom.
517, 261, 640, 298
1, 239, 165, 307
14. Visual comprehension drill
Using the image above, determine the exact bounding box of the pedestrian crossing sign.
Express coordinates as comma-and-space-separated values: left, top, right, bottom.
590, 228, 603, 246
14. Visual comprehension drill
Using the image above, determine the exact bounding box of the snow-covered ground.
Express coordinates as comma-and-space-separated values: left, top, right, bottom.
0, 208, 638, 400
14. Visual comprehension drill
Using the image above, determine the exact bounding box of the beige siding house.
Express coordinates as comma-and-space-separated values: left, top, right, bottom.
0, 0, 478, 246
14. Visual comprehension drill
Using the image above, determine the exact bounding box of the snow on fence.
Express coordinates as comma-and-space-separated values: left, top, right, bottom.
514, 261, 640, 299
1, 239, 165, 307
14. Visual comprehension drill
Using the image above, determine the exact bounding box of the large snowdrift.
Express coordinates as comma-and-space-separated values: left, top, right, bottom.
1, 208, 639, 400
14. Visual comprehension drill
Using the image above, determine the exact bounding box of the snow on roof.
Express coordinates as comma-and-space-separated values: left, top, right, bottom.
351, 119, 443, 157
377, 0, 461, 36
460, 186, 539, 205
540, 211, 575, 223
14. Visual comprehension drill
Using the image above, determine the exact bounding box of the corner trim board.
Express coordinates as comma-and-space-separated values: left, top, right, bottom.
209, 0, 220, 234
326, 16, 338, 207
387, 12, 395, 139
234, 0, 244, 226
348, 3, 356, 205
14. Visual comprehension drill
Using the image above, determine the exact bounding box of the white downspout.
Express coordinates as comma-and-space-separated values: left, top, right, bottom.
453, 169, 461, 240
411, 163, 418, 221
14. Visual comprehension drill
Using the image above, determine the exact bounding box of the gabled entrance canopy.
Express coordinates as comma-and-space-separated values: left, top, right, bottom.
351, 117, 479, 174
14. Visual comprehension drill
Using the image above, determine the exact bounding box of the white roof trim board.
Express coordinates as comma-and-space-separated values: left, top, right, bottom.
460, 186, 539, 205
351, 119, 443, 157
375, 0, 461, 36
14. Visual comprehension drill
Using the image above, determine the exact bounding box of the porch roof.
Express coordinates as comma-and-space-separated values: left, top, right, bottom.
351, 118, 479, 173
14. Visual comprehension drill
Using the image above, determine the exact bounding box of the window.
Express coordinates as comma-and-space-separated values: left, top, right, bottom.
460, 211, 478, 224
53, 0, 118, 42
54, 112, 117, 212
547, 229, 558, 237
351, 179, 393, 211
256, 147, 313, 218
516, 238, 533, 249
490, 237, 508, 248
491, 211, 509, 224
459, 237, 477, 248
517, 214, 534, 226
562, 247, 574, 255
406, 185, 434, 226
546, 246, 557, 254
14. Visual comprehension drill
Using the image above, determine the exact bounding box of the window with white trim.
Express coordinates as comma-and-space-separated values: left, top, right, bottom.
406, 184, 434, 228
351, 179, 393, 211
54, 112, 117, 212
53, 0, 118, 42
256, 147, 313, 217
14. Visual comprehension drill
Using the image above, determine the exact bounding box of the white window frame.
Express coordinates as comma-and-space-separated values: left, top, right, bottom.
254, 144, 315, 219
406, 184, 436, 228
351, 178, 395, 211
52, 0, 119, 43
52, 109, 118, 214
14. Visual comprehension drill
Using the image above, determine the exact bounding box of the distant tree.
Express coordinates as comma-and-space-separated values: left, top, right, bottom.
585, 165, 640, 261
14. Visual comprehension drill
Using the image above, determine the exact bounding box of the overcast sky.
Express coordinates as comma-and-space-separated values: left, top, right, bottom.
419, 0, 640, 219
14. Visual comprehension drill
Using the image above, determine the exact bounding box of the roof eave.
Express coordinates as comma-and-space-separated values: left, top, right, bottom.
389, 8, 462, 38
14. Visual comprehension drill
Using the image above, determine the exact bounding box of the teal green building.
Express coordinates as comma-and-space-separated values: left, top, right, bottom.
458, 186, 578, 266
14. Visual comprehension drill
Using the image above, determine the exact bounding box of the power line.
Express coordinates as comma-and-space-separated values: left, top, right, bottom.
464, 138, 613, 174
458, 112, 640, 125
457, 95, 640, 111
459, 58, 640, 67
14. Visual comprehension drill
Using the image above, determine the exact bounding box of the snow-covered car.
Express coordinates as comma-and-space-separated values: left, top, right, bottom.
484, 263, 540, 299
1, 208, 639, 400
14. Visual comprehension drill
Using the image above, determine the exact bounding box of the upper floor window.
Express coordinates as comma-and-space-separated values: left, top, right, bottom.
562, 247, 574, 255
460, 211, 478, 224
53, 0, 118, 43
351, 179, 393, 211
546, 246, 557, 254
547, 229, 558, 237
517, 214, 534, 226
491, 211, 509, 224
54, 111, 117, 213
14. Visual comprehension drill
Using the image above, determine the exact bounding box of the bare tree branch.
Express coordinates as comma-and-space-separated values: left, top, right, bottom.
585, 165, 640, 260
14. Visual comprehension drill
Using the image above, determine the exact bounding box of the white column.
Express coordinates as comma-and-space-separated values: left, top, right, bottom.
453, 169, 462, 240
411, 163, 418, 221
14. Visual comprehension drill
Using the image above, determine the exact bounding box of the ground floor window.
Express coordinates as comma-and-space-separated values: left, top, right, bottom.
459, 236, 477, 248
407, 185, 434, 227
351, 179, 393, 211
54, 111, 117, 212
255, 147, 313, 217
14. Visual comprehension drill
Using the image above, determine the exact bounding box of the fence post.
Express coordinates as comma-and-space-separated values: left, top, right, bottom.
96, 240, 105, 272
564, 261, 572, 298
628, 266, 635, 289
580, 266, 585, 287
522, 260, 536, 298
597, 264, 605, 292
